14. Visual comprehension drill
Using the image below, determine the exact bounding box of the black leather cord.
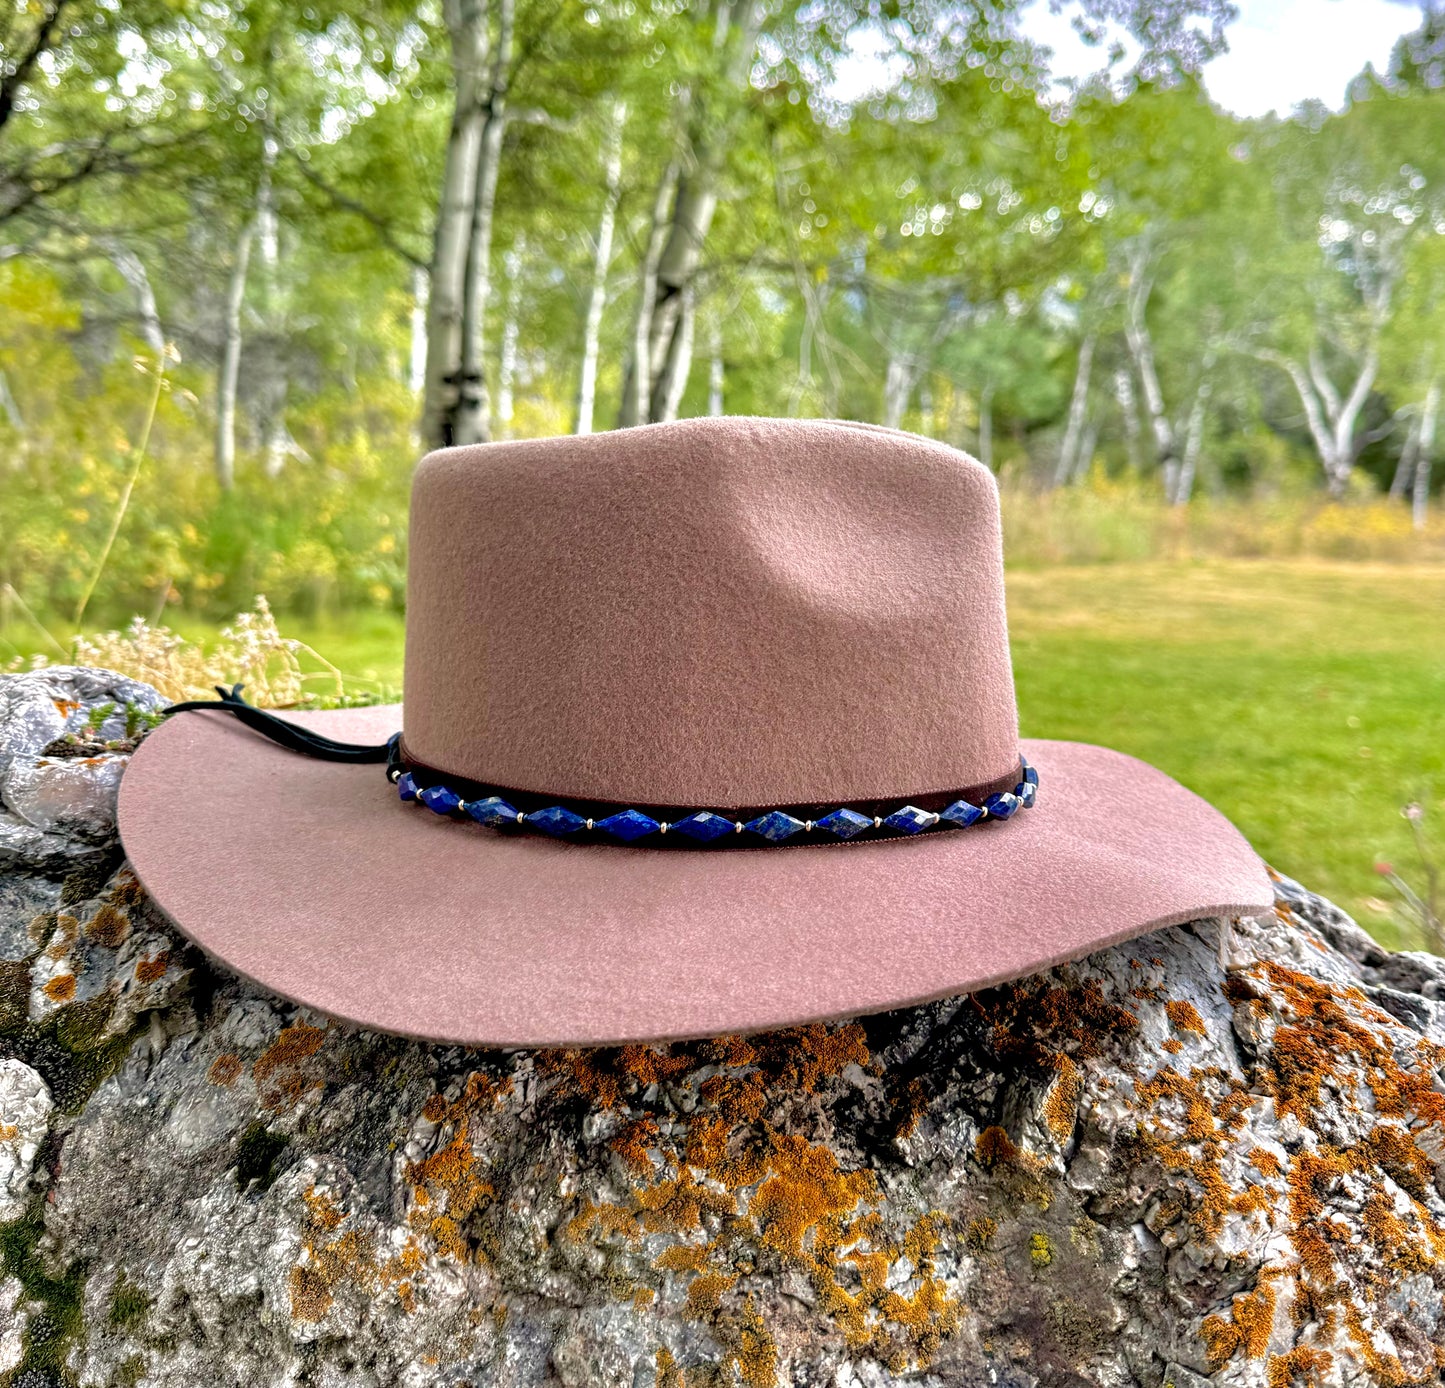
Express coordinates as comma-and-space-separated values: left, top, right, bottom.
164, 684, 398, 765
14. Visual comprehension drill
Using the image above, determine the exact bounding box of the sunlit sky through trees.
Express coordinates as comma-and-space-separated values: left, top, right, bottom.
831, 0, 1433, 115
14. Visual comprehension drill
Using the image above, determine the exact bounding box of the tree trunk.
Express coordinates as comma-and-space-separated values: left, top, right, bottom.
1115, 366, 1143, 472
1173, 368, 1213, 506
618, 0, 760, 427
104, 244, 164, 361
0, 368, 23, 430
450, 0, 513, 448
1389, 413, 1420, 501
420, 0, 488, 450
1413, 375, 1439, 532
1054, 333, 1094, 487
707, 319, 724, 416
882, 352, 910, 430
215, 216, 256, 492
410, 265, 429, 397
652, 282, 695, 422
1123, 254, 1176, 486
494, 235, 524, 439
617, 160, 679, 429
640, 177, 715, 422
574, 100, 625, 436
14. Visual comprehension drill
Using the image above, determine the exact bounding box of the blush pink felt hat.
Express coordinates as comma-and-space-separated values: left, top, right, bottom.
117, 417, 1272, 1046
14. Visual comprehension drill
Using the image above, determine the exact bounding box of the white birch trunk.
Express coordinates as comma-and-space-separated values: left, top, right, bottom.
574, 100, 625, 436
1413, 375, 1439, 531
215, 216, 256, 491
104, 244, 165, 360
1054, 333, 1095, 487
450, 0, 513, 447
410, 266, 429, 396
494, 236, 523, 439
882, 353, 910, 430
617, 160, 678, 429
420, 0, 488, 450
707, 319, 724, 416
1123, 254, 1176, 485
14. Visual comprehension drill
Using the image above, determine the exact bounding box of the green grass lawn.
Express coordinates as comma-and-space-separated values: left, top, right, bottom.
5, 560, 1442, 949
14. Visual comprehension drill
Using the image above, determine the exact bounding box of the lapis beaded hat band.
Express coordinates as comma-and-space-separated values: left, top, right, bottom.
164, 684, 1038, 848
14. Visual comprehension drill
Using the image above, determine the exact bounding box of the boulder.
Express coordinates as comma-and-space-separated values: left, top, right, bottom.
0, 667, 1442, 1388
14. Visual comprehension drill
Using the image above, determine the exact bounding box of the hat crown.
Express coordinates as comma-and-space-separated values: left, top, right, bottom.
402, 417, 1019, 805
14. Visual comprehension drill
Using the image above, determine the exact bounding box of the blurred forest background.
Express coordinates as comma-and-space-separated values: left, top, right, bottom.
0, 0, 1442, 944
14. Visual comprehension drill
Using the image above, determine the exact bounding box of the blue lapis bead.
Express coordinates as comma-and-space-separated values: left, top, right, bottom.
984, 792, 1021, 820
467, 795, 519, 827
1016, 781, 1038, 809
529, 805, 588, 836
418, 784, 463, 815
882, 805, 938, 835
1021, 762, 1039, 787
939, 799, 985, 828
597, 808, 661, 842
672, 811, 737, 843
745, 810, 806, 843
396, 772, 418, 802
816, 808, 874, 840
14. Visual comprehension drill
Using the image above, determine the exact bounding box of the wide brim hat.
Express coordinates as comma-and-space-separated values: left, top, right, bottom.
119, 419, 1271, 1046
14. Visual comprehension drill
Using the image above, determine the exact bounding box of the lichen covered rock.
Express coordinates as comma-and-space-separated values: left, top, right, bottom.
1, 667, 1443, 1388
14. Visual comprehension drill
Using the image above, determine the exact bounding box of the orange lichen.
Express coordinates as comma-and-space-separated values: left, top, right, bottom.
1204, 1283, 1278, 1367
684, 1269, 737, 1313
973, 1126, 1019, 1168
42, 973, 76, 1002
0, 1124, 18, 1143
1041, 1054, 1081, 1141
611, 1116, 661, 1175
964, 1217, 997, 1250
207, 1054, 243, 1086
1267, 1346, 1334, 1388
1162, 1038, 1183, 1055
1249, 1147, 1283, 1179
253, 1023, 327, 1111
84, 903, 131, 948
44, 914, 79, 960
134, 950, 170, 983
1166, 1000, 1207, 1035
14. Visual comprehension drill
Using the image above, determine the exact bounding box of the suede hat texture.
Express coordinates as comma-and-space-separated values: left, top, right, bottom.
118, 417, 1273, 1046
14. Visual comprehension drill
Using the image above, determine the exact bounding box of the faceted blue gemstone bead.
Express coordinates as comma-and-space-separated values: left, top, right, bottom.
883, 805, 938, 835
419, 783, 464, 816
744, 810, 806, 843
597, 808, 660, 842
672, 811, 737, 843
1021, 762, 1039, 787
816, 808, 874, 840
529, 805, 587, 836
939, 799, 985, 828
466, 795, 519, 827
396, 772, 418, 802
984, 792, 1021, 820
1016, 781, 1038, 809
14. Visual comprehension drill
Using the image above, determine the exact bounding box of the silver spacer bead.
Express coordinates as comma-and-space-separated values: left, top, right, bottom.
516, 811, 525, 824
659, 822, 669, 834
388, 768, 402, 783
735, 820, 744, 833
873, 816, 883, 829
585, 818, 594, 831
804, 820, 814, 832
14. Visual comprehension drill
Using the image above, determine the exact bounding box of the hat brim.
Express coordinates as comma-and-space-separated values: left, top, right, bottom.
117, 706, 1273, 1047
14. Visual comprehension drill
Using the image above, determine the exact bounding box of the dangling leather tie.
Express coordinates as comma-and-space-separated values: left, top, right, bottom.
165, 684, 399, 767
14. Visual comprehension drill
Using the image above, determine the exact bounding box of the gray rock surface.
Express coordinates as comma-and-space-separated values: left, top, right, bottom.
1, 666, 1443, 1388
